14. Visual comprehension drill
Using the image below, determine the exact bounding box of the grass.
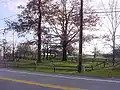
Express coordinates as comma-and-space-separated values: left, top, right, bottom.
8, 59, 120, 78
81, 69, 120, 77
16, 66, 120, 78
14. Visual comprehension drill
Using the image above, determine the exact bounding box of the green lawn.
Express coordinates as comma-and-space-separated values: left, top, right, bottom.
9, 59, 120, 78
81, 69, 120, 77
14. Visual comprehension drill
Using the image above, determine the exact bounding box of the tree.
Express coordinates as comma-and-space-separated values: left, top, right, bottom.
16, 43, 32, 59
101, 0, 120, 66
6, 0, 99, 62
45, 0, 100, 61
42, 29, 52, 60
92, 45, 100, 59
114, 45, 120, 58
6, 0, 53, 63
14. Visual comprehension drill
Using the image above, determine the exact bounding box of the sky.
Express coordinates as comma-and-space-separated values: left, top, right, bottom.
0, 2, 13, 28
0, 0, 28, 28
0, 0, 120, 54
0, 0, 31, 45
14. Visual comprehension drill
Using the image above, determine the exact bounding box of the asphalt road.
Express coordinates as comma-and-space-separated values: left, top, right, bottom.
0, 68, 120, 90
0, 80, 60, 90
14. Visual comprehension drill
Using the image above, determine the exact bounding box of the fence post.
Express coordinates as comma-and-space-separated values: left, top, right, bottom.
35, 61, 37, 71
53, 64, 55, 72
104, 61, 106, 67
91, 65, 94, 70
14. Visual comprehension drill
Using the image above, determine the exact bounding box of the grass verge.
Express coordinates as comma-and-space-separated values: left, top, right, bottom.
8, 59, 120, 78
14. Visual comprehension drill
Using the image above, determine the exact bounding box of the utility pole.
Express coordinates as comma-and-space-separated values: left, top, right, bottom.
78, 0, 83, 73
37, 0, 42, 63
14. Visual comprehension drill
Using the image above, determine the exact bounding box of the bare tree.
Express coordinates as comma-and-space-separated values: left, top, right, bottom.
6, 0, 99, 62
46, 0, 99, 61
101, 0, 120, 66
92, 45, 100, 59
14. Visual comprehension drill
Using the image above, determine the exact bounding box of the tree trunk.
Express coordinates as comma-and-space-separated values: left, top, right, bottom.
46, 44, 49, 60
24, 52, 26, 59
37, 0, 42, 63
62, 42, 67, 61
35, 53, 37, 59
38, 33, 41, 63
19, 52, 21, 59
94, 53, 96, 59
32, 53, 34, 59
113, 47, 115, 66
113, 35, 115, 66
43, 50, 45, 60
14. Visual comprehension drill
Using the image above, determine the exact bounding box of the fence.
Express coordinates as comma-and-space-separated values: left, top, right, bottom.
0, 58, 114, 72
0, 61, 98, 72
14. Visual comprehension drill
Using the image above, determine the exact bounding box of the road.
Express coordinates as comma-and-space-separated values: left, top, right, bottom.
0, 68, 120, 90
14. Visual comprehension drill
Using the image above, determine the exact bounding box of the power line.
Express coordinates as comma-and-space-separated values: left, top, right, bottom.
92, 8, 120, 11
0, 14, 17, 21
0, 10, 120, 21
84, 11, 120, 14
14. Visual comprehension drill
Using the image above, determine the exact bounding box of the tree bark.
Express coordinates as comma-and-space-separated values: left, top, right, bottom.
112, 34, 115, 66
38, 33, 41, 63
94, 53, 96, 59
43, 50, 45, 60
62, 42, 67, 61
46, 43, 49, 60
24, 52, 26, 58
